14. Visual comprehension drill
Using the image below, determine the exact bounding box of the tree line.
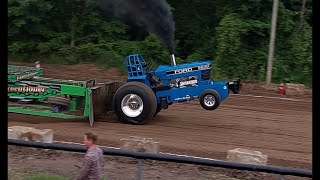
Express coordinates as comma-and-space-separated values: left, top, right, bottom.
8, 0, 312, 86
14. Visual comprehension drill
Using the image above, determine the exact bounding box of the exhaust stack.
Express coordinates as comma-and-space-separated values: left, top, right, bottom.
171, 54, 176, 66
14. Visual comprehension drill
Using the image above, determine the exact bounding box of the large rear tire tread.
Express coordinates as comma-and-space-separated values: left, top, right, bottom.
153, 104, 162, 117
113, 81, 157, 125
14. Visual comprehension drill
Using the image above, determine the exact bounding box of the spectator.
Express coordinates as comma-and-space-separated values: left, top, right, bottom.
76, 132, 104, 180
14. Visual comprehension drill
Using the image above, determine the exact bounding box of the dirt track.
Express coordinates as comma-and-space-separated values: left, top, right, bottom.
8, 62, 312, 171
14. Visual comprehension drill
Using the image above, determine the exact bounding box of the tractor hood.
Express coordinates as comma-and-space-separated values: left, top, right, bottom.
154, 61, 212, 76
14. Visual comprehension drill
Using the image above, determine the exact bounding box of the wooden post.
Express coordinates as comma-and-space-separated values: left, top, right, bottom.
266, 0, 279, 84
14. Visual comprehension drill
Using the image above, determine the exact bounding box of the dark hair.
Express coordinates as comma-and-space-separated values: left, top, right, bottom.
84, 132, 97, 143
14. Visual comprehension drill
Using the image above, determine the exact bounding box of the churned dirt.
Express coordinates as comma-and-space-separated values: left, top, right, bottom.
8, 62, 312, 179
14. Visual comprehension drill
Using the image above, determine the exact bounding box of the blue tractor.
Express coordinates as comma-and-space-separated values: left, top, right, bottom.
113, 54, 240, 124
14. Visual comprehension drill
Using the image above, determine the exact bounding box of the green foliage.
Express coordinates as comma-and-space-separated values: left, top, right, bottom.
274, 19, 312, 86
186, 52, 206, 62
8, 0, 312, 86
96, 50, 124, 70
139, 34, 171, 66
216, 13, 244, 55
215, 13, 248, 79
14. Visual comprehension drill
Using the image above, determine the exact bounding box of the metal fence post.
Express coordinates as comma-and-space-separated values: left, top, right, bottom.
137, 159, 143, 180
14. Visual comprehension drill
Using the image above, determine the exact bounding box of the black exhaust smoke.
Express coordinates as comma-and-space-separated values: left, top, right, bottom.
97, 0, 175, 54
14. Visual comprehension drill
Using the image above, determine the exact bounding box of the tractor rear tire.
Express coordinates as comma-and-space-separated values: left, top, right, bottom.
153, 104, 162, 117
199, 89, 221, 110
113, 82, 157, 125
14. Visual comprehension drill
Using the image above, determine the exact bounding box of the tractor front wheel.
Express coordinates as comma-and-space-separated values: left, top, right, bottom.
113, 82, 157, 125
199, 89, 221, 110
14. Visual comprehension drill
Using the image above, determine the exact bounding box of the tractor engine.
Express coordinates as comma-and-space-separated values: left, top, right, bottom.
153, 54, 212, 89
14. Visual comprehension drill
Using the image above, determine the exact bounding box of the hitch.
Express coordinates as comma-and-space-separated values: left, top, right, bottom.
228, 78, 240, 94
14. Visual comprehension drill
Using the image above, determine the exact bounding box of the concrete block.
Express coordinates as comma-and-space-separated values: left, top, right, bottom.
120, 136, 159, 153
8, 126, 53, 143
227, 148, 268, 165
285, 83, 305, 95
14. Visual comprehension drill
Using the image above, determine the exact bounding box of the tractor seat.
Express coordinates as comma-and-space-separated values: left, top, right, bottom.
146, 73, 161, 86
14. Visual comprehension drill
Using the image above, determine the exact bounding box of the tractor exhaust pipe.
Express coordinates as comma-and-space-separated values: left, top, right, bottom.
171, 54, 176, 66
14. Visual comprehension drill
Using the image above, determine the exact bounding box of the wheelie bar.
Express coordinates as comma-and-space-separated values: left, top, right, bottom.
228, 78, 240, 94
